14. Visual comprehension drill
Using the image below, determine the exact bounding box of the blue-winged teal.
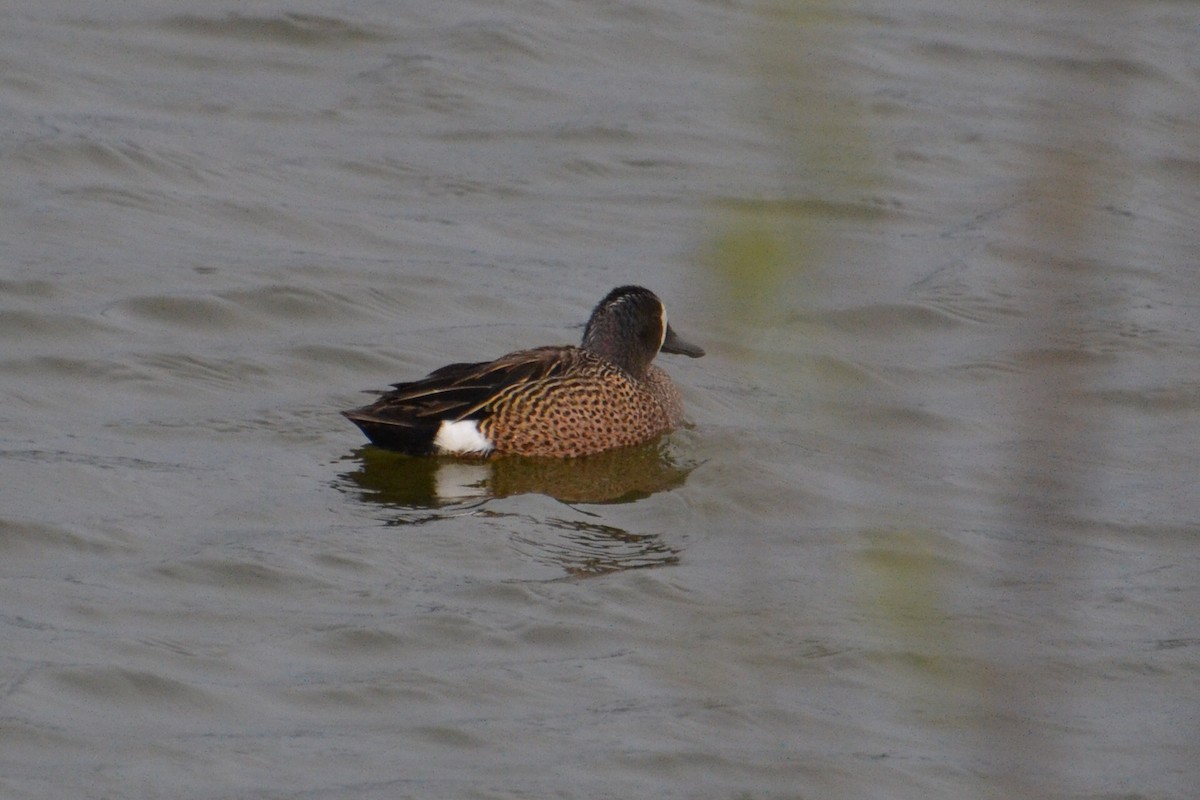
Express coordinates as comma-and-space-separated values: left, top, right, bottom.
343, 285, 704, 457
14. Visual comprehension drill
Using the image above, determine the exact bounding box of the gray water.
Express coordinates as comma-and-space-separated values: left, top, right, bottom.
2, 1, 1198, 798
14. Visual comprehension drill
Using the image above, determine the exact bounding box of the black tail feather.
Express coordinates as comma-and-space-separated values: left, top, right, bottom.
342, 411, 440, 455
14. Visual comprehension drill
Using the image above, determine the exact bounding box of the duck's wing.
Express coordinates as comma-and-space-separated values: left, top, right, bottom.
381, 346, 574, 419
342, 347, 577, 453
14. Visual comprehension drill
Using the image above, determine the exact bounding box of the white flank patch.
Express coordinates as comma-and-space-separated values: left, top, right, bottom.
433, 419, 494, 455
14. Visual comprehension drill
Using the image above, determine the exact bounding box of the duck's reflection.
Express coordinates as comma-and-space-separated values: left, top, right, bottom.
508, 516, 679, 577
341, 439, 695, 506
338, 440, 695, 575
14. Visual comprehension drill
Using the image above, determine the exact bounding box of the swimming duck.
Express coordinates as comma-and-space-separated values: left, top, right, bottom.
343, 285, 704, 457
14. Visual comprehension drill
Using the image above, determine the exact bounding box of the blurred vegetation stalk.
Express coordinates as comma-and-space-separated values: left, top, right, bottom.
708, 0, 876, 332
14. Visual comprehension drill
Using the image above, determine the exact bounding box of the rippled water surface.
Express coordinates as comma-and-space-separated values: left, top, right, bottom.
3, 1, 1198, 798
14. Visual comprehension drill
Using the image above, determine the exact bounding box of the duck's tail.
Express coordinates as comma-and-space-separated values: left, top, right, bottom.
342, 409, 440, 455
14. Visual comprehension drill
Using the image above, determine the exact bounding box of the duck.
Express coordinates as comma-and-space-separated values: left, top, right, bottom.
343, 285, 704, 457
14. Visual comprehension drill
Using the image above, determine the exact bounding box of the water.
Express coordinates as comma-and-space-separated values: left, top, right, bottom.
2, 1, 1198, 798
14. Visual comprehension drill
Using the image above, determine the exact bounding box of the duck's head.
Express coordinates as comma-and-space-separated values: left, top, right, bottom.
581, 285, 705, 377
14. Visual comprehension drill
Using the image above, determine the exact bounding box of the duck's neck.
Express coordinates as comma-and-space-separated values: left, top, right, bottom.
582, 325, 652, 378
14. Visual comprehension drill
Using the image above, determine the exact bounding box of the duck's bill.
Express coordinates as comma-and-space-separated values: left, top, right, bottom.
662, 324, 705, 358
